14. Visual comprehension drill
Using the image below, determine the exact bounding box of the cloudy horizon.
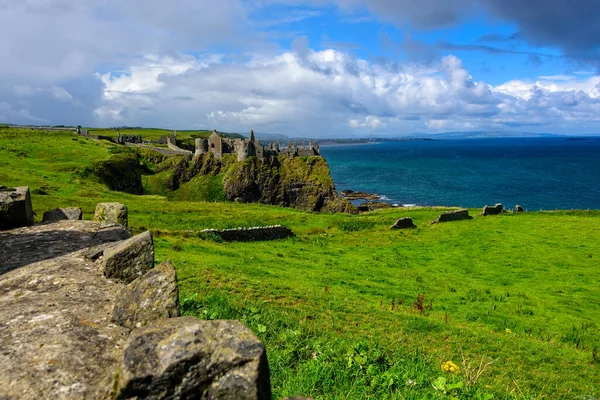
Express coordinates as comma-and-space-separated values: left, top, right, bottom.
1, 0, 600, 137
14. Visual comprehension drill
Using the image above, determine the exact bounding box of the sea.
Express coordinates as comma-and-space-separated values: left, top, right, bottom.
319, 137, 600, 210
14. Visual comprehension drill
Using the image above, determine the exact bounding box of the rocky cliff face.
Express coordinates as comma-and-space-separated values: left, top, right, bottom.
143, 152, 357, 213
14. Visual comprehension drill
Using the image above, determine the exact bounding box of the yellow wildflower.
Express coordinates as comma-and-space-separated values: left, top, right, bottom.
441, 360, 460, 374
505, 328, 512, 334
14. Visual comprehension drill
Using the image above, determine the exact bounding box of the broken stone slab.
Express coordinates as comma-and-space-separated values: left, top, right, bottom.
42, 207, 83, 223
0, 186, 33, 230
0, 220, 131, 274
117, 317, 272, 400
483, 203, 503, 216
435, 209, 472, 223
103, 230, 154, 283
94, 202, 128, 228
112, 260, 179, 329
390, 217, 416, 229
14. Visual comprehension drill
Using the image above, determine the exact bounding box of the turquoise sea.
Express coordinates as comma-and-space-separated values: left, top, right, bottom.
319, 137, 600, 210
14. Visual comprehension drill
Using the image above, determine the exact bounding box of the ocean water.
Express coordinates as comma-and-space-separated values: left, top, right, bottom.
319, 138, 600, 210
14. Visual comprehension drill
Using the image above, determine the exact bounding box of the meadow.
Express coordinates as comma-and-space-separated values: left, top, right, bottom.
1, 127, 598, 399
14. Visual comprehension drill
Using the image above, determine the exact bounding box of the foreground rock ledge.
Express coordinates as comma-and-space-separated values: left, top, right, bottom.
117, 317, 272, 400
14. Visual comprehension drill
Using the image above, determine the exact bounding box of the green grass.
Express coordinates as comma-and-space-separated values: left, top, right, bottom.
85, 127, 244, 141
1, 127, 599, 399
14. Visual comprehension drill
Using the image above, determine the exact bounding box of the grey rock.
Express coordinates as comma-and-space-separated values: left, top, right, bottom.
42, 207, 83, 223
94, 202, 128, 228
515, 205, 524, 212
112, 260, 179, 329
435, 209, 472, 223
0, 220, 131, 274
117, 317, 272, 400
0, 220, 132, 399
483, 203, 503, 216
103, 230, 154, 283
390, 217, 416, 229
0, 186, 33, 230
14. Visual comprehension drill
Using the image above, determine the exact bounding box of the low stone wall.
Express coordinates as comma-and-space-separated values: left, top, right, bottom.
435, 209, 472, 223
167, 141, 193, 155
483, 203, 504, 216
201, 225, 295, 241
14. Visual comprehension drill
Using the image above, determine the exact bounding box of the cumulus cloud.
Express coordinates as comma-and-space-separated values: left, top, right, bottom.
1, 0, 599, 133
92, 50, 600, 136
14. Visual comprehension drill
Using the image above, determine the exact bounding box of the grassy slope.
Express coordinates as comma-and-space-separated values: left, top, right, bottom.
1, 128, 599, 399
85, 127, 244, 141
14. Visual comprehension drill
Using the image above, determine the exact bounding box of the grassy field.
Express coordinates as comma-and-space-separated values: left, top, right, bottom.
86, 127, 244, 141
1, 128, 599, 399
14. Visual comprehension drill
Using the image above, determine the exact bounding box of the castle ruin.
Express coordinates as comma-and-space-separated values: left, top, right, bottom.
196, 130, 320, 161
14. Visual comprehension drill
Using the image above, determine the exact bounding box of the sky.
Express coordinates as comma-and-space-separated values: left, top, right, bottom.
1, 0, 600, 137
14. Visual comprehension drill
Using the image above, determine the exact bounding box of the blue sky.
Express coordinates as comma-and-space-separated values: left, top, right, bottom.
1, 0, 599, 137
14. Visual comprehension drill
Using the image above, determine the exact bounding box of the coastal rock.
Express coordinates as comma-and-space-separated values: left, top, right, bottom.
390, 217, 416, 229
42, 207, 82, 223
0, 186, 33, 230
94, 202, 128, 228
515, 205, 524, 212
117, 317, 272, 400
358, 201, 394, 212
112, 260, 179, 329
483, 203, 503, 216
103, 230, 154, 283
435, 209, 472, 223
339, 190, 381, 201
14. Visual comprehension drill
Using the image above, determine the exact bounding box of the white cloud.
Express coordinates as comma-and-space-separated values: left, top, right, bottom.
89, 49, 600, 136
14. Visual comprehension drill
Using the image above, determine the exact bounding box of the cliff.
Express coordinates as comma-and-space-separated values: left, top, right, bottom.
142, 152, 357, 213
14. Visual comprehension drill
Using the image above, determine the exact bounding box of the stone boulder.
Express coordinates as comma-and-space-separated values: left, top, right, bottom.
112, 260, 179, 329
117, 317, 272, 400
358, 201, 394, 212
515, 205, 524, 212
103, 230, 154, 283
42, 207, 83, 223
94, 202, 128, 228
390, 217, 416, 229
483, 203, 503, 216
435, 209, 472, 223
0, 186, 33, 230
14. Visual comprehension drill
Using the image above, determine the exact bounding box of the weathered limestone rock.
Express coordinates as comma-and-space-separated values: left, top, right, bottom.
515, 205, 524, 212
390, 217, 416, 229
94, 202, 128, 228
0, 185, 33, 230
0, 220, 133, 400
42, 207, 83, 223
112, 260, 179, 329
435, 209, 472, 223
483, 203, 503, 216
103, 230, 154, 283
117, 317, 272, 400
